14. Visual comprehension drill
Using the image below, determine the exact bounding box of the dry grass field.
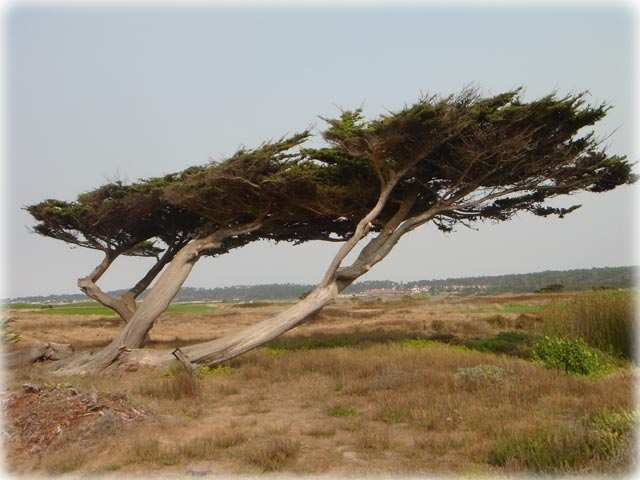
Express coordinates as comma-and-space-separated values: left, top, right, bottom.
2, 292, 636, 477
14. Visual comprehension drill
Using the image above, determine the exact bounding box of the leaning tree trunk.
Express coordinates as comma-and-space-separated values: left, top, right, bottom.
59, 237, 212, 373
118, 281, 340, 369
57, 221, 263, 374
77, 252, 136, 322
77, 244, 180, 324
119, 187, 438, 370
184, 282, 339, 364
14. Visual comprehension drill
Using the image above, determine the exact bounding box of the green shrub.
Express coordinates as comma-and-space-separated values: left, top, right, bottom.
531, 336, 611, 375
541, 290, 635, 360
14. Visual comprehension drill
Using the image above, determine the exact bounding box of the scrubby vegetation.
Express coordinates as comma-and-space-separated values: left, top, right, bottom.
488, 408, 635, 473
531, 336, 613, 376
465, 331, 533, 357
139, 363, 201, 400
541, 290, 635, 361
6, 292, 636, 476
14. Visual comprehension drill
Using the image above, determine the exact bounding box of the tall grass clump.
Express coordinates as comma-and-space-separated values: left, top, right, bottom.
541, 291, 635, 361
139, 362, 200, 400
488, 408, 635, 473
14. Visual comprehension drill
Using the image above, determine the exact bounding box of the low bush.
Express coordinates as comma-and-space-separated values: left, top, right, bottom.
531, 336, 611, 376
454, 365, 506, 389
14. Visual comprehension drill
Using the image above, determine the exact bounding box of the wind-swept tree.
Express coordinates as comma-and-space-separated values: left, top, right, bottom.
27, 179, 201, 323
114, 88, 634, 371
32, 133, 378, 372
27, 88, 635, 374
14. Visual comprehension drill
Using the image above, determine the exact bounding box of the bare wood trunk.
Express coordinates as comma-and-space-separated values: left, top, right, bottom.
184, 282, 338, 365
61, 237, 214, 373
114, 192, 425, 370
4, 341, 73, 368
77, 253, 136, 322
115, 283, 340, 370
58, 221, 264, 374
78, 245, 180, 324
134, 205, 441, 370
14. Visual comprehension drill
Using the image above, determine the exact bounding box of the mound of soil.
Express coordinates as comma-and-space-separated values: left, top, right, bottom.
4, 383, 148, 459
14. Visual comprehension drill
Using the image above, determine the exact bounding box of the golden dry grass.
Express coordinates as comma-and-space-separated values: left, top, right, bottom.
5, 292, 636, 476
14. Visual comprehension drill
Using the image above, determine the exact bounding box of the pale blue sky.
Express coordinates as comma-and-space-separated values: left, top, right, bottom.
6, 4, 637, 297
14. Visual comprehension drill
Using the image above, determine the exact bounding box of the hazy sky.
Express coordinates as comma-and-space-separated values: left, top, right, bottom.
5, 4, 637, 298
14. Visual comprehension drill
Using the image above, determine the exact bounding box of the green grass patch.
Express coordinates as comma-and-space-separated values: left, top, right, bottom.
3, 303, 45, 310
327, 405, 358, 417
465, 331, 533, 357
235, 301, 275, 308
398, 337, 470, 353
265, 330, 428, 351
398, 338, 438, 348
24, 302, 217, 316
33, 305, 119, 316
263, 346, 288, 356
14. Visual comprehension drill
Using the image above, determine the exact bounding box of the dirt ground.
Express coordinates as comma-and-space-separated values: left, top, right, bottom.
2, 292, 636, 477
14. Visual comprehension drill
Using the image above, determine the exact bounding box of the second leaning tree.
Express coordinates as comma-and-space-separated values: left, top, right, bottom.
28, 88, 635, 374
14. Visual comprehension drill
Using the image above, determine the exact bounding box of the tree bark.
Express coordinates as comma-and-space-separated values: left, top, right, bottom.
183, 282, 338, 364
77, 253, 136, 322
58, 221, 263, 374
4, 341, 73, 368
77, 245, 180, 324
61, 236, 217, 373
116, 196, 439, 371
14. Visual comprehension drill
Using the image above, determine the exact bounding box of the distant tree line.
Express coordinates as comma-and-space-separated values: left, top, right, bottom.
6, 266, 636, 304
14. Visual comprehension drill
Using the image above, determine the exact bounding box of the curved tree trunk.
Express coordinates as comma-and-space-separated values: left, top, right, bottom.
117, 192, 434, 371
78, 245, 180, 324
4, 341, 73, 368
58, 221, 263, 374
60, 237, 213, 373
77, 253, 136, 322
117, 282, 339, 369
184, 282, 338, 364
